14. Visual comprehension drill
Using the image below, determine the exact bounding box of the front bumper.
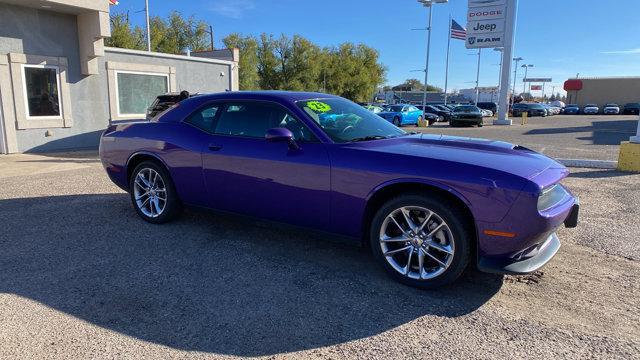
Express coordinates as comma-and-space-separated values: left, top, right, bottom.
478, 233, 561, 275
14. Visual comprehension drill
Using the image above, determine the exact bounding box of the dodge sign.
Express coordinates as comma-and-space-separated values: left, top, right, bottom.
466, 0, 508, 49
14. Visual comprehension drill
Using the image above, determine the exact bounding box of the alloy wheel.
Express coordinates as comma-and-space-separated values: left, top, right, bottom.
379, 206, 455, 280
133, 168, 167, 218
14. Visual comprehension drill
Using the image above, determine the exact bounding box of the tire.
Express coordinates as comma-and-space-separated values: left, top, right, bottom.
393, 117, 401, 127
129, 160, 182, 224
477, 121, 483, 127
369, 193, 472, 289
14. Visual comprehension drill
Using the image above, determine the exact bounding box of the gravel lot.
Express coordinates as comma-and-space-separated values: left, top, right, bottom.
410, 114, 638, 161
0, 153, 638, 359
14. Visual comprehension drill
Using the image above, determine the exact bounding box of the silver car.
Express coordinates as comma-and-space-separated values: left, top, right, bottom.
583, 104, 600, 115
603, 103, 620, 115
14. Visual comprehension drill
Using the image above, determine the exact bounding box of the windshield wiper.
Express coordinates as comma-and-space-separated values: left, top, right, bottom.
349, 135, 389, 142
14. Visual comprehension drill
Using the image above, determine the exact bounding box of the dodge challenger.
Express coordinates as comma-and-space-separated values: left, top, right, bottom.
99, 91, 579, 289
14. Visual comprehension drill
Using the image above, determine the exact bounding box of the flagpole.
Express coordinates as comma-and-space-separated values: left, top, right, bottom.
145, 0, 151, 51
444, 14, 452, 105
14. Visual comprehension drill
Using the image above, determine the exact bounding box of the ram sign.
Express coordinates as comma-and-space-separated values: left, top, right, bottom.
466, 34, 505, 48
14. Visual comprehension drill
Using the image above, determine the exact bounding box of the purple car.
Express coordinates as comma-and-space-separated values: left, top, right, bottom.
100, 91, 579, 289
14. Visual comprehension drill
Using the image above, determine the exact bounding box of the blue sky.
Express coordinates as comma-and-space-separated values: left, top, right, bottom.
113, 0, 640, 95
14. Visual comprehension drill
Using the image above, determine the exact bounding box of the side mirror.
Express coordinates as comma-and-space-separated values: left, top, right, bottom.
265, 127, 299, 150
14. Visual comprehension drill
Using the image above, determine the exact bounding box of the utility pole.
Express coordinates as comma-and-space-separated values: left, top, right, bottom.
512, 57, 523, 103
475, 49, 482, 105
145, 0, 151, 51
495, 0, 520, 125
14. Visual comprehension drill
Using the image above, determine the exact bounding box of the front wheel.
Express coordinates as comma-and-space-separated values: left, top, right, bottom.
130, 161, 182, 223
392, 117, 401, 127
370, 194, 472, 289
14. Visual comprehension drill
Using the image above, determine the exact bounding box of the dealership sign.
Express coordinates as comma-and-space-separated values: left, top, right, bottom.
466, 0, 507, 48
523, 78, 552, 83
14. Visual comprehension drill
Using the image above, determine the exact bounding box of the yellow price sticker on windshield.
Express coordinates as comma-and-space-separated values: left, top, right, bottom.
307, 101, 331, 113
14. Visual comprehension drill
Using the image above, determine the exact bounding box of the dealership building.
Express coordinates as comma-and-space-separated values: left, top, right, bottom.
0, 0, 238, 154
564, 77, 640, 107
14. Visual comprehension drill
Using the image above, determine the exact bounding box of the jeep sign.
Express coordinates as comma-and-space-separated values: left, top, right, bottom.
468, 20, 504, 34
466, 33, 505, 48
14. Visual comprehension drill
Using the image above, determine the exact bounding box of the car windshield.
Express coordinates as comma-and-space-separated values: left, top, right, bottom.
513, 103, 528, 108
453, 105, 479, 112
605, 104, 618, 107
297, 98, 406, 143
567, 104, 578, 107
586, 104, 597, 107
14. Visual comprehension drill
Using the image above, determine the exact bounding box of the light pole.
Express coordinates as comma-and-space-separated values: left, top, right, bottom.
512, 57, 523, 104
522, 64, 533, 95
494, 47, 503, 112
417, 0, 448, 113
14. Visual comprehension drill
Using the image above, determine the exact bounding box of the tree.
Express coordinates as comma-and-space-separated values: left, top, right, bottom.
223, 33, 259, 90
108, 11, 209, 54
105, 13, 144, 50
392, 79, 442, 92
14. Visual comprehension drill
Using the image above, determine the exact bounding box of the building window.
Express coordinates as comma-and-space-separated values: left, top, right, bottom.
22, 65, 62, 119
115, 71, 169, 117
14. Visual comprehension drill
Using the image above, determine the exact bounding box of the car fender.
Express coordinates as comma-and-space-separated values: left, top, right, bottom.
365, 177, 474, 209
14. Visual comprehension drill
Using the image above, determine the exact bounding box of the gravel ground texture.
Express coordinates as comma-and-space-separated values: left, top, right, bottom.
410, 114, 638, 161
0, 152, 638, 359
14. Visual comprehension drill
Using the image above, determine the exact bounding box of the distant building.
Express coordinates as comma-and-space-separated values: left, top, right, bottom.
459, 87, 500, 103
564, 77, 640, 107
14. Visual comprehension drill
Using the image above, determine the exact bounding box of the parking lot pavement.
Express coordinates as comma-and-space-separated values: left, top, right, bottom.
411, 115, 638, 162
0, 153, 639, 359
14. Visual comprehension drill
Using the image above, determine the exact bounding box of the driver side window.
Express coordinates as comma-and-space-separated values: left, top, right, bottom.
213, 102, 317, 142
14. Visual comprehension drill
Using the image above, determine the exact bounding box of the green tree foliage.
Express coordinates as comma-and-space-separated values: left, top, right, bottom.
392, 78, 442, 92
105, 13, 144, 50
222, 33, 259, 90
224, 33, 386, 101
107, 11, 209, 54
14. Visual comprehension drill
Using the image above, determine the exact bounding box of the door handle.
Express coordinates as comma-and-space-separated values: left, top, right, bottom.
208, 144, 223, 151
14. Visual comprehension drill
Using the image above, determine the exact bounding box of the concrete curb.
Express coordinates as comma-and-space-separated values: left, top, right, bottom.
556, 159, 618, 169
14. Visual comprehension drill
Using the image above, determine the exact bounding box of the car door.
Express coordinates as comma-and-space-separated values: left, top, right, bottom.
201, 100, 332, 231
407, 106, 421, 123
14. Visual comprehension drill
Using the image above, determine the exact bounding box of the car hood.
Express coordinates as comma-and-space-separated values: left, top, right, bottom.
347, 134, 566, 181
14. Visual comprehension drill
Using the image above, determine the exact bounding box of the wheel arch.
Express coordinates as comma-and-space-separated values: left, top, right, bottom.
126, 152, 171, 191
361, 180, 477, 251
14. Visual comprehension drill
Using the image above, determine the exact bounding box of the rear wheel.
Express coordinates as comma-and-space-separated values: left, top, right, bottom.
393, 116, 401, 127
370, 194, 472, 289
129, 161, 182, 223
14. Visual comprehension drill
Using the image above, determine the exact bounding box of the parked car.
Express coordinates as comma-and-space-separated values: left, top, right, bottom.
583, 104, 599, 115
623, 103, 640, 115
146, 91, 194, 120
378, 104, 423, 126
476, 102, 498, 114
416, 105, 451, 122
450, 105, 483, 127
603, 103, 620, 115
542, 104, 555, 116
564, 104, 580, 115
99, 91, 579, 289
512, 103, 546, 117
481, 109, 494, 117
363, 105, 383, 114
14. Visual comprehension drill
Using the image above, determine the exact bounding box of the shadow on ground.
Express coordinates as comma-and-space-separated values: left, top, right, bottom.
524, 120, 636, 145
0, 194, 502, 357
569, 169, 637, 179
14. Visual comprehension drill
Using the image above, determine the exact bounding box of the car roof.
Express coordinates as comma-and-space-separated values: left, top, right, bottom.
189, 90, 342, 102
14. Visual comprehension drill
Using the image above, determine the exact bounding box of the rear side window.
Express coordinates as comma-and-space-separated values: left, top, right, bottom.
185, 104, 220, 132
214, 102, 317, 142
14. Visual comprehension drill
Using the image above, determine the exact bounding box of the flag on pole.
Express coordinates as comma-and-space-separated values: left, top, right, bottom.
109, 0, 119, 5
450, 19, 466, 41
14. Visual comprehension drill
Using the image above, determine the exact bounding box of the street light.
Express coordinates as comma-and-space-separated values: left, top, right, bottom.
512, 57, 523, 104
417, 0, 448, 114
522, 64, 534, 95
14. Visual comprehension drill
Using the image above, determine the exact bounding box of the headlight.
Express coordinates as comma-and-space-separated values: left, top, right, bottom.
537, 184, 570, 211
